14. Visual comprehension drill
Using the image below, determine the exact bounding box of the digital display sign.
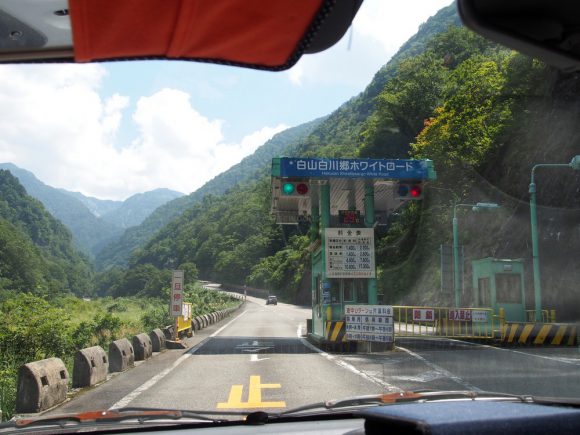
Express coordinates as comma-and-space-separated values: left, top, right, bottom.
339, 210, 361, 225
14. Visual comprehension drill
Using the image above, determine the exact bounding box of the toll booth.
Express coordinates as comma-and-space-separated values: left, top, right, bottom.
472, 258, 526, 322
271, 157, 436, 342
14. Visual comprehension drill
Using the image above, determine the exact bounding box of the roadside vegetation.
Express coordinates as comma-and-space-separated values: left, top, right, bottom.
0, 284, 239, 421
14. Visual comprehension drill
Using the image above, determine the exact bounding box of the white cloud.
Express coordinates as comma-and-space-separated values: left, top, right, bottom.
354, 0, 454, 54
0, 65, 287, 200
286, 0, 454, 88
288, 63, 304, 86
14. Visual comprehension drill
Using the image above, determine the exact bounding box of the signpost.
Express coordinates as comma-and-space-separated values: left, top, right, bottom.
413, 308, 435, 322
325, 228, 375, 278
280, 157, 431, 179
171, 270, 184, 341
270, 156, 436, 348
345, 305, 393, 343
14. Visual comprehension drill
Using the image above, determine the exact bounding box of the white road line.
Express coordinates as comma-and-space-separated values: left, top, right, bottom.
468, 341, 580, 367
211, 310, 248, 337
108, 309, 248, 410
397, 345, 482, 392
109, 352, 192, 410
300, 339, 401, 393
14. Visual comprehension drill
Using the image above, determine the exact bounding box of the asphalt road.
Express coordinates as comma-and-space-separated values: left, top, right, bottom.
48, 296, 580, 417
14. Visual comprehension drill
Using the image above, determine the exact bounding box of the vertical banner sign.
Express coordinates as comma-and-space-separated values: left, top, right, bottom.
344, 305, 394, 343
170, 270, 184, 317
325, 228, 375, 278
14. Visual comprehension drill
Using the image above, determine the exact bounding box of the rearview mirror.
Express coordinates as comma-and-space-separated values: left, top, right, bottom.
458, 0, 580, 72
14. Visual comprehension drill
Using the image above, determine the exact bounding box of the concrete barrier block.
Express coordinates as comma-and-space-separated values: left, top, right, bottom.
150, 329, 166, 352
192, 317, 201, 331
109, 338, 135, 372
133, 333, 153, 361
163, 325, 174, 340
204, 314, 211, 325
16, 358, 68, 413
72, 346, 108, 388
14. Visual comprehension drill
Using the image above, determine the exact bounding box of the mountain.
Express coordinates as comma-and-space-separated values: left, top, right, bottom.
0, 163, 123, 257
0, 170, 93, 297
0, 164, 183, 258
95, 4, 462, 294
61, 190, 122, 217
94, 118, 324, 270
100, 188, 184, 229
104, 1, 580, 322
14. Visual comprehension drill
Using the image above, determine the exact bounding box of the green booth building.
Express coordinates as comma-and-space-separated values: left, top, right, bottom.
472, 258, 526, 322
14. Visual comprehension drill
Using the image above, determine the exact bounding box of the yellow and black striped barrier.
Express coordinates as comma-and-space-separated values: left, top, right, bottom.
325, 321, 347, 343
502, 322, 578, 346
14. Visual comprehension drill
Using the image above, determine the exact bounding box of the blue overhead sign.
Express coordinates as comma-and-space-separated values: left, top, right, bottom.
279, 157, 434, 180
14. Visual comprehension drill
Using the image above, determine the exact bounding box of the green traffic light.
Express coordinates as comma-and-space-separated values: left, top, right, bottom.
282, 182, 295, 195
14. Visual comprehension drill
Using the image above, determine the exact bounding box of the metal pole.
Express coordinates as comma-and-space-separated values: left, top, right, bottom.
320, 184, 331, 327
528, 163, 570, 322
452, 207, 460, 308
529, 171, 542, 322
364, 184, 378, 304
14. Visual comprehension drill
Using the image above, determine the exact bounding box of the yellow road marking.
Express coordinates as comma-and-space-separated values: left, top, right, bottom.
331, 322, 342, 341
533, 325, 552, 344
551, 326, 566, 345
508, 324, 519, 343
567, 326, 577, 346
217, 375, 286, 409
518, 324, 535, 343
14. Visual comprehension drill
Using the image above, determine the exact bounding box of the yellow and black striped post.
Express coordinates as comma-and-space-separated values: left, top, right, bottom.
325, 321, 347, 343
502, 322, 577, 346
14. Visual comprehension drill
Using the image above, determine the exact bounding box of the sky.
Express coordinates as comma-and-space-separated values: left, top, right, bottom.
0, 0, 453, 200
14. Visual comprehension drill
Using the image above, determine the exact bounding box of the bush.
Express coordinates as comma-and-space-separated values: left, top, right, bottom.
141, 306, 172, 331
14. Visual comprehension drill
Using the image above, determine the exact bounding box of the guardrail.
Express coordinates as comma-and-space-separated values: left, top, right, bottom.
525, 309, 557, 323
393, 306, 497, 340
15, 303, 244, 414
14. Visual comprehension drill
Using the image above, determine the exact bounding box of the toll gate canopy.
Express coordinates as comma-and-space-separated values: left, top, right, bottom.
271, 157, 436, 226
270, 157, 436, 342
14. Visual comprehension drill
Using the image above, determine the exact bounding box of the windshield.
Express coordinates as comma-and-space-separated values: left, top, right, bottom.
1, 0, 580, 429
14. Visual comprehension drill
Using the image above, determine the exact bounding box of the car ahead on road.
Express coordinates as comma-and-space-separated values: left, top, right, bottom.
1, 0, 580, 434
266, 296, 278, 305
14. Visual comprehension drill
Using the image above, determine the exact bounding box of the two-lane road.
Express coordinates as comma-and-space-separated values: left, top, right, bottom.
50, 296, 580, 416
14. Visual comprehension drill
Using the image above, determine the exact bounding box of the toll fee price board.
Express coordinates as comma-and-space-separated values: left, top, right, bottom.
325, 228, 375, 278
345, 305, 393, 343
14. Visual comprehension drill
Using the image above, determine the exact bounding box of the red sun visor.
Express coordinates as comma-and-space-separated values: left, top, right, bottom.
69, 0, 333, 70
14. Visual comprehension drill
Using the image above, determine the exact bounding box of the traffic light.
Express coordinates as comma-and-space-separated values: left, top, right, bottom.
281, 181, 309, 196
397, 182, 423, 199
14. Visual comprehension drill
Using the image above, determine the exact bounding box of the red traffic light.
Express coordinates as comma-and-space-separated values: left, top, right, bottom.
296, 183, 309, 195
398, 183, 423, 200
410, 185, 422, 198
281, 181, 309, 196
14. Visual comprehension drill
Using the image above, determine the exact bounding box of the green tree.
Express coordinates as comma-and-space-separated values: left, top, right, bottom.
411, 55, 512, 167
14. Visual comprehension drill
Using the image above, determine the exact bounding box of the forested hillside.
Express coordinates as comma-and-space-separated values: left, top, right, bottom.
95, 4, 463, 298
0, 163, 123, 257
99, 3, 580, 320
100, 188, 183, 229
95, 118, 324, 270
0, 170, 93, 298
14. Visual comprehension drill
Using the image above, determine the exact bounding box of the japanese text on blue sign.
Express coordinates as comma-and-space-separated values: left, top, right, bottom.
280, 158, 428, 179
